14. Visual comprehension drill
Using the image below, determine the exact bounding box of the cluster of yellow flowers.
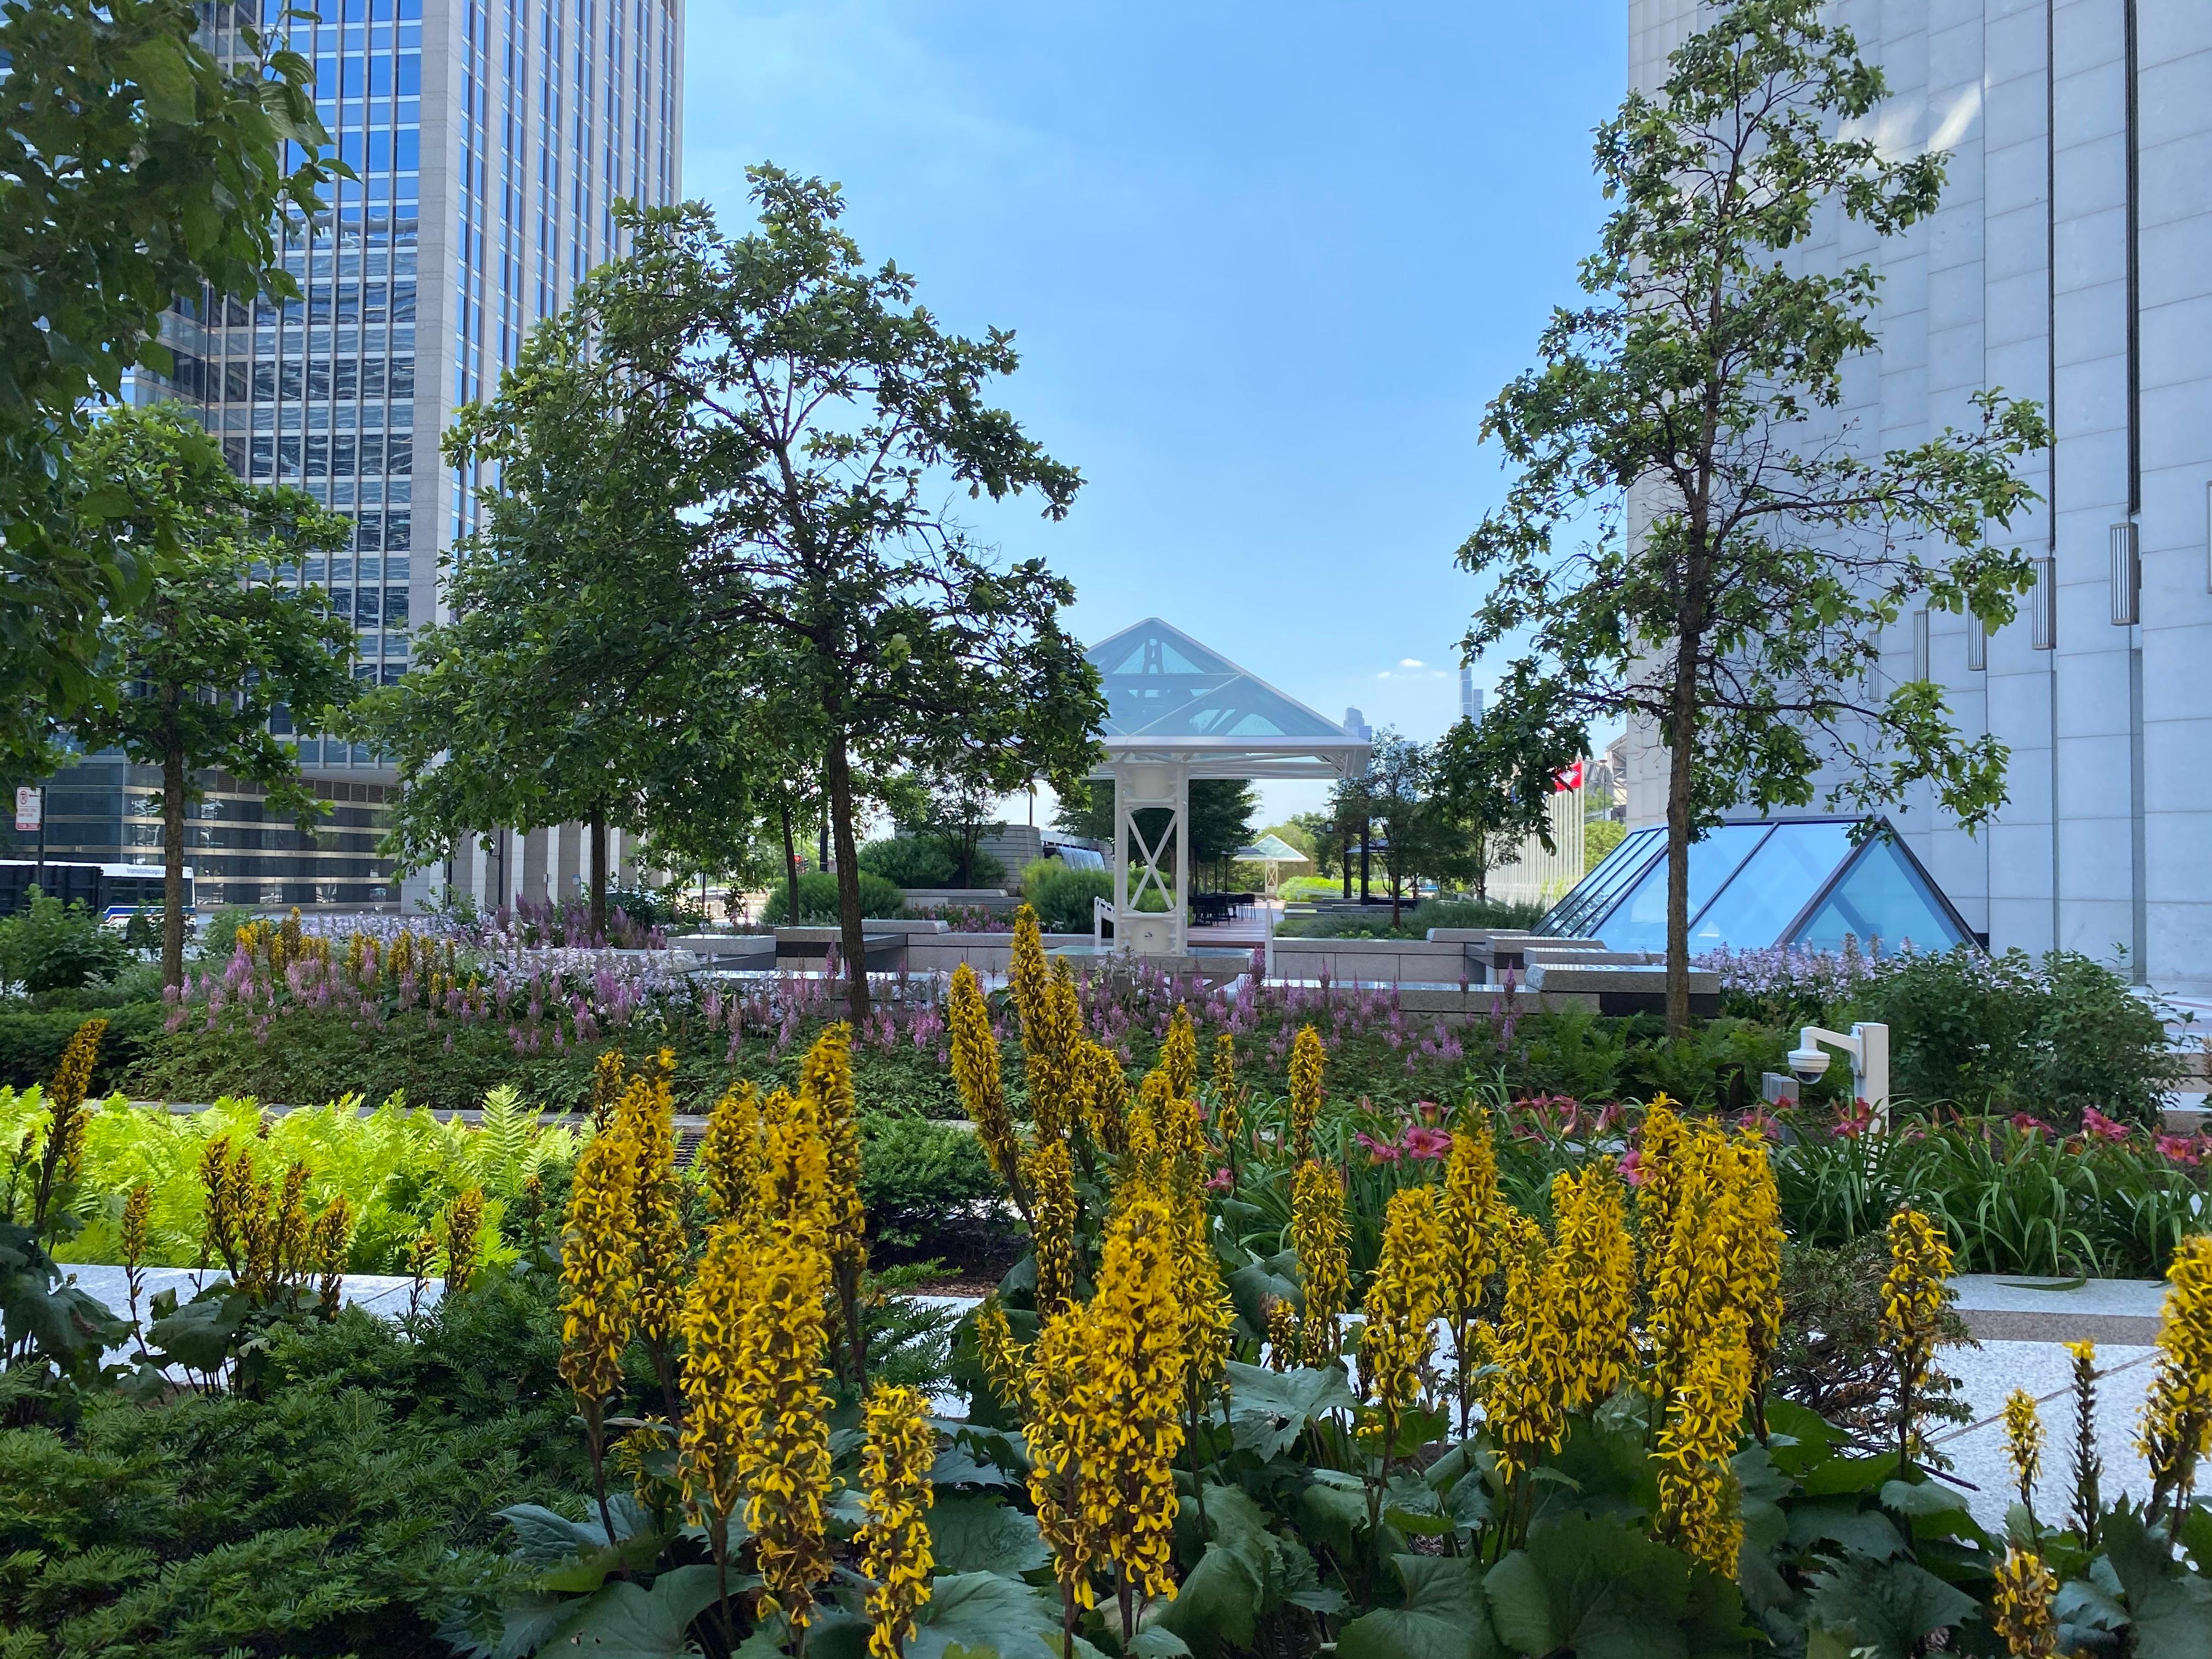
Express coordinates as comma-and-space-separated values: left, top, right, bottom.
195, 1131, 352, 1306
1991, 1546, 2059, 1658
856, 1385, 936, 1659
442, 1186, 486, 1294
25, 1017, 106, 1231
2139, 1232, 2212, 1519
1878, 1204, 1955, 1466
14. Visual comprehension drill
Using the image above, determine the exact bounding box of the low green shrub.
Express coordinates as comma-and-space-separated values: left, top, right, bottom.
1848, 945, 2183, 1124
857, 1113, 1012, 1271
0, 997, 165, 1092
859, 833, 958, 888
783, 867, 904, 923
1276, 895, 1546, 939
1019, 858, 1113, 932
0, 886, 133, 992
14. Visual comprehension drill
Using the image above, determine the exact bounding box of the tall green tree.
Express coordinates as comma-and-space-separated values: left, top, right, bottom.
1457, 0, 2049, 1032
0, 0, 337, 777
554, 173, 1104, 1020
69, 405, 357, 986
365, 294, 757, 938
1429, 704, 1586, 902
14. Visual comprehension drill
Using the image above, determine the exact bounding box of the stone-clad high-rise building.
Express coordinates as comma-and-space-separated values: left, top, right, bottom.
9, 0, 684, 911
1619, 1, 2212, 994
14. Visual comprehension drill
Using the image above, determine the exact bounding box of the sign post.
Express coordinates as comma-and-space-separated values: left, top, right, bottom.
12, 786, 43, 883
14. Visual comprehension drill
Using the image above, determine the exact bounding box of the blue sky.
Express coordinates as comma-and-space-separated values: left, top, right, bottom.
681, 1, 1625, 820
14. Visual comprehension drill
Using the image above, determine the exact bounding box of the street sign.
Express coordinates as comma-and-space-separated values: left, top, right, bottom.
13, 787, 40, 833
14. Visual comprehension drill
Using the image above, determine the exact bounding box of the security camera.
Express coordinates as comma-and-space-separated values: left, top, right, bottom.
1787, 1044, 1831, 1086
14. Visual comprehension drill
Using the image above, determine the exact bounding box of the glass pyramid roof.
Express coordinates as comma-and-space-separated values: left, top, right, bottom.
1535, 816, 1974, 955
1086, 618, 1359, 746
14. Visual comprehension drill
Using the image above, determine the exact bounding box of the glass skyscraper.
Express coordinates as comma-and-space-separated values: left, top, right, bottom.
8, 0, 684, 911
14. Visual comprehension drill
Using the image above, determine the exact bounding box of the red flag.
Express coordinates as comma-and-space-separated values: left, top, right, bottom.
1552, 760, 1584, 793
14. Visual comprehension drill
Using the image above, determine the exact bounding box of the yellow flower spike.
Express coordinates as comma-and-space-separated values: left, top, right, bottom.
614, 1065, 686, 1373
677, 1219, 754, 1546
756, 1085, 832, 1235
2004, 1388, 2044, 1513
1025, 1305, 1107, 1615
1025, 964, 1085, 1144
1880, 1206, 1955, 1468
974, 1294, 1032, 1414
1441, 1115, 1504, 1429
311, 1192, 354, 1317
1654, 1308, 1753, 1575
1481, 1210, 1568, 1479
2138, 1233, 2212, 1520
738, 1227, 836, 1628
1548, 1161, 1637, 1412
587, 1048, 628, 1131
1991, 1547, 2059, 1658
802, 1023, 871, 1377
2064, 1339, 2103, 1539
1009, 904, 1050, 1041
442, 1185, 486, 1295
1287, 1025, 1324, 1161
1085, 1041, 1131, 1156
1633, 1097, 1688, 1293
558, 1118, 641, 1409
1263, 1296, 1299, 1372
697, 1080, 765, 1226
1210, 1031, 1240, 1146
949, 964, 1024, 1201
29, 1017, 106, 1228
1289, 1158, 1350, 1366
859, 1385, 938, 1659
1358, 1185, 1444, 1447
120, 1182, 151, 1271
1079, 1195, 1190, 1618
1161, 1005, 1198, 1101
1024, 1137, 1081, 1314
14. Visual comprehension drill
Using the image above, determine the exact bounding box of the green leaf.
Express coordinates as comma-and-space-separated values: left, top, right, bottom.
1152, 1544, 1263, 1659
1761, 1399, 1847, 1479
1482, 1514, 1704, 1659
928, 1496, 1049, 1576
931, 1443, 1018, 1489
1784, 1501, 1906, 1561
532, 1565, 725, 1658
1222, 1361, 1356, 1461
1801, 1553, 1977, 1659
1337, 1555, 1497, 1659
1127, 1630, 1191, 1659
1798, 1451, 1900, 1498
122, 37, 199, 124
1877, 1478, 1985, 1545
909, 1571, 1097, 1659
2102, 1507, 2212, 1659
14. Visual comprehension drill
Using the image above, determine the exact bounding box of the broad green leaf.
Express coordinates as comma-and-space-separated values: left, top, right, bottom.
1151, 1543, 1263, 1658
1784, 1501, 1906, 1561
1337, 1555, 1497, 1659
909, 1571, 1096, 1659
2102, 1508, 2212, 1659
1801, 1553, 1976, 1659
1128, 1630, 1191, 1659
1223, 1361, 1356, 1461
1761, 1400, 1847, 1478
1482, 1514, 1701, 1659
532, 1565, 725, 1658
122, 38, 198, 124
1877, 1478, 1983, 1544
928, 1496, 1049, 1576
1798, 1452, 1900, 1498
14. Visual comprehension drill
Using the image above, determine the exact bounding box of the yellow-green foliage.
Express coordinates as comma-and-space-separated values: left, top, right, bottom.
0, 1082, 574, 1273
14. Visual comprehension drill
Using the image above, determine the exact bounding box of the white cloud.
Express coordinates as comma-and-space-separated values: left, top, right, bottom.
1399, 657, 1425, 668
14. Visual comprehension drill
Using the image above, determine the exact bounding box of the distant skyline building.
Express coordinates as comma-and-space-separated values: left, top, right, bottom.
1621, 0, 2212, 994
9, 0, 686, 912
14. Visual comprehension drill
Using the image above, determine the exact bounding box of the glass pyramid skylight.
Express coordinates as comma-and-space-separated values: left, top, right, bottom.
1086, 618, 1355, 743
1536, 817, 1974, 955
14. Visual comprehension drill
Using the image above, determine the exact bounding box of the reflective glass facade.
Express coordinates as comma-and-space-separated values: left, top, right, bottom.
1535, 817, 1976, 956
11, 0, 686, 909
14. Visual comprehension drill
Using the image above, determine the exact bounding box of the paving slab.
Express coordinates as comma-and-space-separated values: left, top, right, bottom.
1934, 1338, 2159, 1530
1950, 1274, 2170, 1346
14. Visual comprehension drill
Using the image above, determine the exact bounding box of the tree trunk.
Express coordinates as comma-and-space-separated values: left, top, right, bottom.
780, 800, 802, 925
1341, 830, 1352, 899
161, 744, 188, 989
1663, 651, 1700, 1037
588, 802, 608, 941
1390, 867, 1403, 928
1359, 824, 1372, 903
823, 726, 870, 1024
